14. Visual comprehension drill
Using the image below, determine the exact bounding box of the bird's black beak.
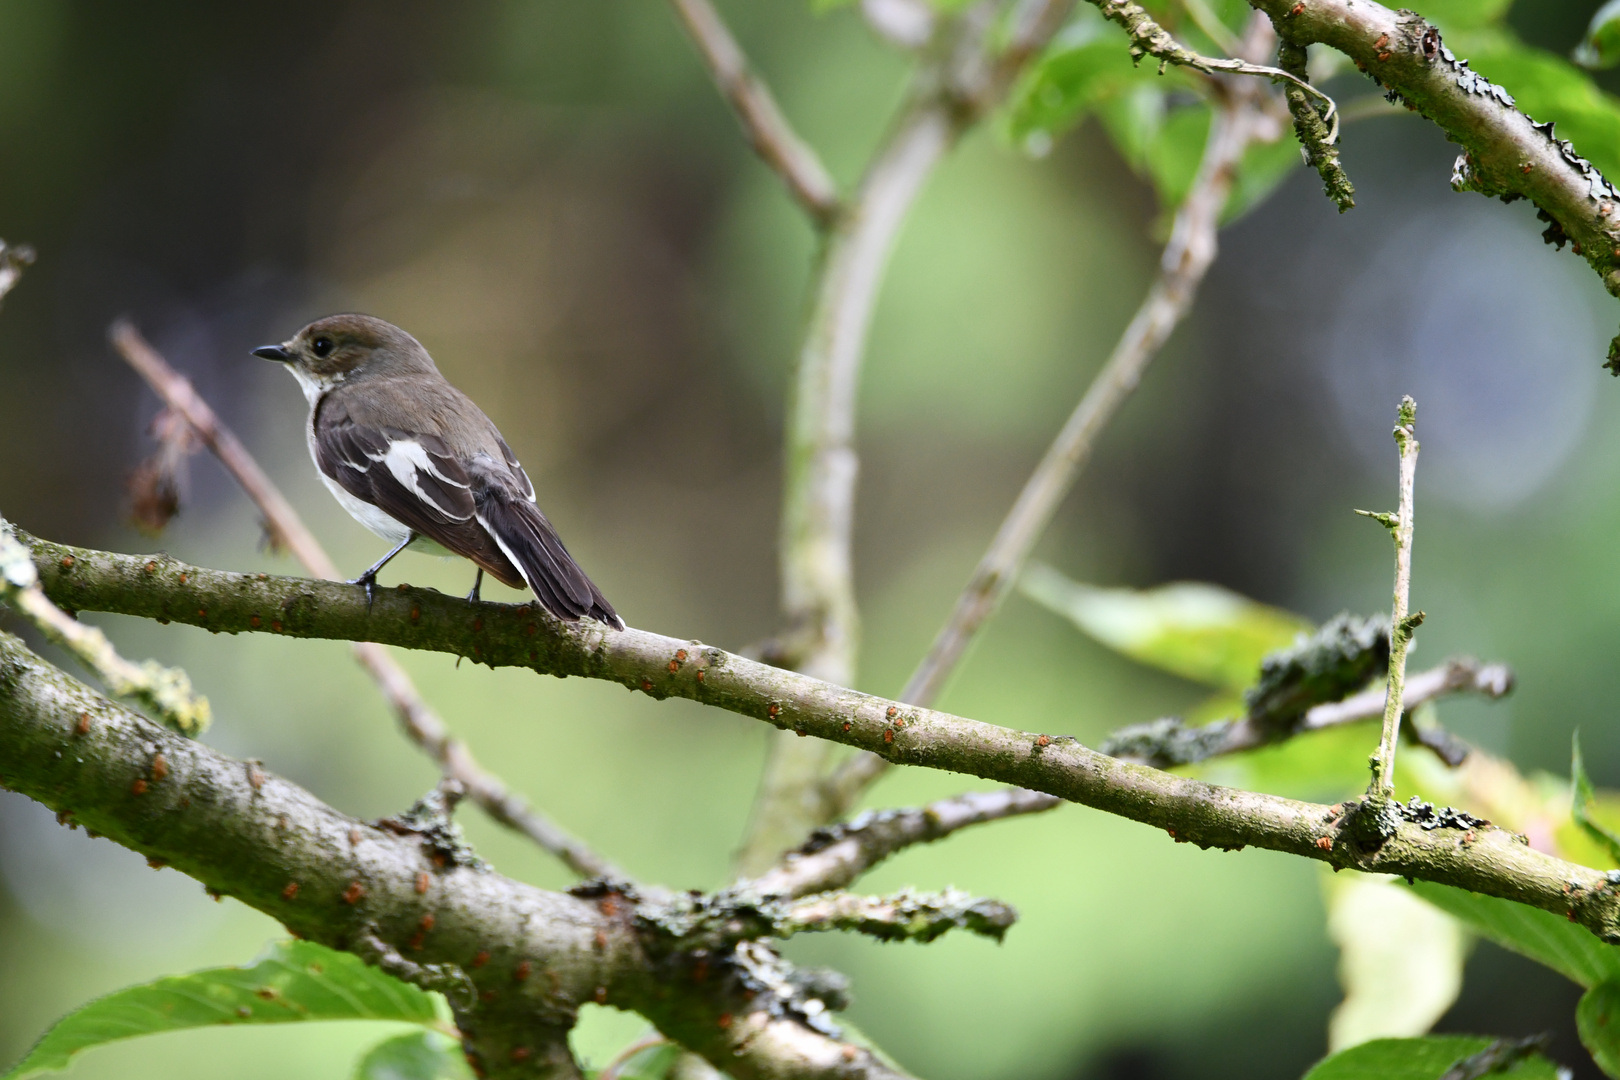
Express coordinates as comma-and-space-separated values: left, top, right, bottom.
252, 344, 293, 362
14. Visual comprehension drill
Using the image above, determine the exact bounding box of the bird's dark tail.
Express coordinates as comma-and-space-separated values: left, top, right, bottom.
477, 493, 623, 630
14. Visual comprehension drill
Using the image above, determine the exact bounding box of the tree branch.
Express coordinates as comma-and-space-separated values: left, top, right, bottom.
1238, 0, 1620, 356
0, 629, 916, 1080
109, 323, 622, 882
746, 788, 1062, 899
741, 0, 1073, 874
667, 0, 843, 226
21, 530, 1620, 944
821, 19, 1286, 816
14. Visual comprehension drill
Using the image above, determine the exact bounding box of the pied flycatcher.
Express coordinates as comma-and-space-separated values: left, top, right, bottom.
253, 313, 623, 629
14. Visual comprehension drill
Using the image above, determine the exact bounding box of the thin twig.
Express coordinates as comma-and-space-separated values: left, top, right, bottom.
745, 788, 1061, 899
667, 0, 842, 226
1359, 396, 1421, 798
821, 19, 1285, 817
107, 321, 624, 881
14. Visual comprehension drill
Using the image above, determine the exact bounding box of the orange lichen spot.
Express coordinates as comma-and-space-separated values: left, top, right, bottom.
472, 950, 490, 969
600, 895, 619, 917
677, 649, 688, 662
510, 1047, 531, 1063
696, 670, 705, 683
767, 704, 779, 718
1035, 735, 1050, 748
842, 722, 852, 733
410, 606, 420, 623
1289, 0, 1303, 12
669, 660, 679, 672
886, 706, 897, 719
416, 871, 431, 894
271, 620, 283, 632
594, 928, 608, 950
75, 713, 91, 736
420, 914, 435, 932
178, 573, 188, 584
718, 1013, 732, 1029
151, 754, 168, 782
514, 960, 531, 982
145, 560, 158, 573
197, 608, 207, 619
883, 730, 894, 744
132, 779, 148, 796
843, 1046, 859, 1062
249, 764, 266, 790
641, 679, 653, 692
1316, 836, 1333, 851
343, 881, 365, 904
1377, 50, 1392, 61
60, 555, 74, 569
1374, 32, 1388, 47
250, 614, 261, 628
282, 881, 300, 900
349, 827, 362, 845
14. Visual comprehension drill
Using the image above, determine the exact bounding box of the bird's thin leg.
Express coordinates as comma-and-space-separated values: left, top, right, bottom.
349, 533, 414, 608
466, 567, 484, 603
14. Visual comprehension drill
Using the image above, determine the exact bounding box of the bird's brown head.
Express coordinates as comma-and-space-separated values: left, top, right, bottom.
252, 314, 435, 399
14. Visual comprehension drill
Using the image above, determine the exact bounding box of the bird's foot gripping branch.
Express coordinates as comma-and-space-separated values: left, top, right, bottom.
9, 516, 1620, 954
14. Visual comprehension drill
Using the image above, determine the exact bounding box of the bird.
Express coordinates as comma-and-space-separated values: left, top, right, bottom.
252, 313, 623, 630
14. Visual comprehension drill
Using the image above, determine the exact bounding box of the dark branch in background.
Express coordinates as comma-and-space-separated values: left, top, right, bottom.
1231, 0, 1620, 359
665, 0, 843, 225
738, 0, 1074, 873
109, 322, 624, 883
20, 531, 1620, 945
1277, 38, 1355, 210
0, 630, 928, 1080
822, 18, 1286, 817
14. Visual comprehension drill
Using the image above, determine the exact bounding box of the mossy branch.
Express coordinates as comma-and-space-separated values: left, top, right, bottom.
16, 525, 1620, 944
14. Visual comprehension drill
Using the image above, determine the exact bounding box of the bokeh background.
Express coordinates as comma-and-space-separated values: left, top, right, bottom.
2, 1, 1620, 1078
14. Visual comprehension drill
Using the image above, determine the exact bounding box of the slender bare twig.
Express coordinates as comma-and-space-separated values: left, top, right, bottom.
739, 1, 1073, 873
1360, 396, 1421, 798
107, 321, 623, 881
746, 788, 1061, 900
821, 18, 1286, 817
667, 0, 842, 226
0, 523, 209, 734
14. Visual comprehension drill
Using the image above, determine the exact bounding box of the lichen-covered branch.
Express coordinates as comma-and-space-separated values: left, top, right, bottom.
1101, 656, 1508, 768
21, 530, 1620, 944
742, 0, 1073, 873
110, 324, 620, 881
823, 27, 1285, 816
1239, 0, 1620, 352
746, 789, 1062, 899
1277, 38, 1354, 210
0, 527, 209, 734
666, 0, 842, 226
0, 629, 914, 1080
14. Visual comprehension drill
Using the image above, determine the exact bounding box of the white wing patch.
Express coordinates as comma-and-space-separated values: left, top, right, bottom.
380, 439, 472, 521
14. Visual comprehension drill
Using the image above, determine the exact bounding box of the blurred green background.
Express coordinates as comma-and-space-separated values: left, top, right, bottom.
3, 1, 1620, 1078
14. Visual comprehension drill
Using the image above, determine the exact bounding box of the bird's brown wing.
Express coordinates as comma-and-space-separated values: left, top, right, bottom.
312, 394, 525, 588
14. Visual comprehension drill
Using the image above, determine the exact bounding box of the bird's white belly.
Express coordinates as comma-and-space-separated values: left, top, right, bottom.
310, 436, 452, 556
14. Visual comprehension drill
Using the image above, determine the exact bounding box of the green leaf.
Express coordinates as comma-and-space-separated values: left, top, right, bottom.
1576, 0, 1620, 69
1020, 563, 1313, 689
1408, 880, 1620, 989
1415, 0, 1514, 34
354, 1031, 472, 1080
1574, 731, 1620, 867
1301, 1035, 1561, 1080
1325, 874, 1468, 1051
1004, 11, 1158, 148
607, 1042, 683, 1080
1580, 982, 1620, 1078
2, 940, 442, 1080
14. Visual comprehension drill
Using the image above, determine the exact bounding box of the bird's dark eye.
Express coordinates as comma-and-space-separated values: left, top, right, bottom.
311, 337, 334, 358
